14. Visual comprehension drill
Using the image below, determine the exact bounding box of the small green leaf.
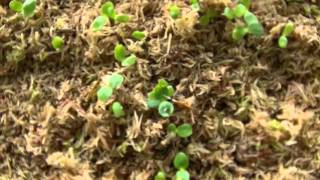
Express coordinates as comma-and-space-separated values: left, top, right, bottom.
176, 123, 193, 138
232, 26, 248, 41
114, 44, 126, 62
22, 0, 36, 18
173, 152, 189, 170
190, 0, 200, 11
121, 54, 136, 67
282, 22, 294, 37
147, 98, 162, 108
108, 73, 124, 89
111, 102, 125, 118
9, 0, 23, 12
91, 16, 109, 32
234, 4, 247, 18
176, 169, 190, 180
248, 23, 264, 37
167, 123, 177, 134
223, 7, 234, 20
278, 35, 288, 48
169, 5, 181, 19
158, 101, 174, 118
239, 0, 252, 9
154, 171, 166, 180
244, 11, 259, 25
132, 31, 146, 40
51, 36, 64, 50
115, 14, 130, 23
97, 86, 113, 102
101, 1, 116, 19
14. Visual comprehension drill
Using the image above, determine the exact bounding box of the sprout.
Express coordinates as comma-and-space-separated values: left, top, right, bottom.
121, 54, 137, 67
174, 152, 189, 170
239, 0, 251, 9
154, 171, 166, 180
9, 0, 22, 12
190, 0, 200, 11
158, 101, 174, 117
51, 36, 64, 51
147, 79, 174, 108
101, 1, 116, 19
223, 7, 234, 20
115, 14, 130, 23
169, 5, 181, 20
244, 11, 264, 36
108, 73, 124, 89
111, 102, 125, 118
234, 4, 247, 18
278, 36, 288, 48
278, 22, 294, 48
176, 169, 190, 180
232, 26, 248, 41
91, 16, 109, 32
114, 44, 136, 67
167, 123, 193, 138
22, 0, 36, 18
132, 31, 146, 41
97, 86, 113, 102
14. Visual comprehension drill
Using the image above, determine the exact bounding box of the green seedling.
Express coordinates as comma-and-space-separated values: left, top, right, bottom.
115, 14, 130, 23
51, 36, 64, 51
169, 5, 181, 19
132, 31, 146, 41
147, 79, 174, 108
234, 4, 247, 18
243, 11, 264, 36
176, 169, 190, 180
199, 9, 216, 26
91, 16, 109, 32
190, 0, 200, 11
114, 44, 136, 67
97, 86, 113, 102
154, 171, 166, 180
167, 123, 193, 138
158, 101, 174, 117
22, 0, 36, 18
9, 0, 22, 12
174, 152, 190, 180
111, 102, 125, 118
278, 22, 294, 48
232, 26, 248, 41
239, 0, 251, 9
223, 7, 234, 20
108, 73, 124, 89
101, 1, 116, 19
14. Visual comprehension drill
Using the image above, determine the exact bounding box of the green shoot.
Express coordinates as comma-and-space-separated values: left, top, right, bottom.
22, 0, 36, 18
132, 31, 146, 41
169, 5, 181, 20
108, 73, 124, 89
115, 14, 130, 23
154, 171, 166, 180
232, 26, 248, 41
167, 123, 193, 138
282, 22, 294, 37
97, 86, 113, 102
9, 0, 23, 12
190, 0, 200, 11
176, 169, 190, 180
51, 36, 64, 51
121, 54, 137, 67
239, 0, 252, 9
234, 4, 247, 18
114, 44, 126, 62
101, 1, 116, 19
223, 7, 234, 20
278, 36, 288, 48
243, 11, 259, 25
158, 101, 174, 117
174, 152, 189, 170
111, 102, 125, 118
91, 16, 109, 32
147, 79, 174, 108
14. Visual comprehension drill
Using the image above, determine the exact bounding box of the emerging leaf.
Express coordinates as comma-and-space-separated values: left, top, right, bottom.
173, 152, 189, 170
121, 54, 136, 67
176, 124, 193, 138
176, 169, 190, 180
158, 101, 174, 117
154, 171, 166, 180
111, 102, 125, 118
101, 1, 116, 19
9, 0, 23, 12
91, 16, 109, 32
97, 86, 113, 102
22, 0, 36, 18
132, 31, 146, 41
278, 35, 288, 48
234, 4, 247, 18
115, 14, 130, 23
169, 5, 181, 19
51, 36, 64, 51
108, 73, 124, 89
114, 44, 126, 62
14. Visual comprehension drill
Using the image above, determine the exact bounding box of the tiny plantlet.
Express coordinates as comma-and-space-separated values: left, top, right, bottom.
234, 4, 247, 18
101, 1, 115, 19
9, 0, 22, 12
91, 16, 109, 32
176, 169, 190, 180
190, 0, 200, 11
114, 44, 136, 67
169, 5, 181, 20
154, 171, 166, 180
132, 31, 146, 41
97, 86, 113, 102
174, 152, 190, 180
97, 73, 124, 102
111, 102, 125, 118
108, 73, 124, 89
167, 123, 193, 138
115, 14, 130, 23
10, 0, 36, 18
158, 101, 174, 117
51, 36, 64, 51
278, 22, 294, 48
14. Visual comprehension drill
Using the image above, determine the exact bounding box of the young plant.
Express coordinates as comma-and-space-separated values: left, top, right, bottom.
278, 22, 294, 48
190, 0, 200, 11
97, 86, 113, 102
154, 171, 166, 180
51, 36, 64, 51
158, 101, 174, 118
169, 5, 181, 20
115, 14, 130, 23
10, 0, 36, 18
167, 123, 193, 138
101, 1, 116, 19
9, 0, 22, 12
97, 73, 124, 102
239, 0, 252, 8
111, 102, 125, 118
114, 44, 136, 67
91, 16, 109, 32
174, 152, 190, 180
132, 31, 146, 41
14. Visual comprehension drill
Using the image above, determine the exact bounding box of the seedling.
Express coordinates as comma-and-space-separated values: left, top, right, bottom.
147, 79, 174, 108
176, 169, 190, 180
10, 0, 36, 18
239, 0, 251, 9
113, 44, 136, 67
154, 171, 166, 180
91, 16, 109, 32
115, 14, 130, 23
278, 22, 294, 48
158, 101, 174, 117
111, 102, 125, 118
167, 123, 193, 138
190, 0, 200, 11
132, 31, 146, 41
9, 0, 22, 12
97, 73, 124, 102
101, 1, 116, 19
97, 86, 113, 102
234, 4, 247, 18
169, 5, 181, 20
108, 73, 124, 89
51, 36, 64, 51
174, 152, 190, 180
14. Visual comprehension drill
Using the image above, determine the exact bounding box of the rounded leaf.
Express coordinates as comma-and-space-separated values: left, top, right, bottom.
154, 171, 166, 180
115, 14, 130, 23
169, 5, 181, 19
232, 26, 248, 41
173, 152, 189, 170
244, 11, 259, 25
22, 0, 36, 18
282, 22, 294, 37
121, 54, 136, 67
248, 23, 264, 37
234, 4, 247, 18
91, 16, 108, 32
111, 102, 125, 118
9, 0, 23, 12
167, 123, 177, 134
132, 31, 146, 41
114, 44, 126, 62
51, 36, 64, 50
158, 101, 174, 118
176, 123, 193, 138
278, 36, 288, 48
101, 1, 115, 19
176, 169, 190, 180
97, 86, 113, 102
108, 73, 124, 89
